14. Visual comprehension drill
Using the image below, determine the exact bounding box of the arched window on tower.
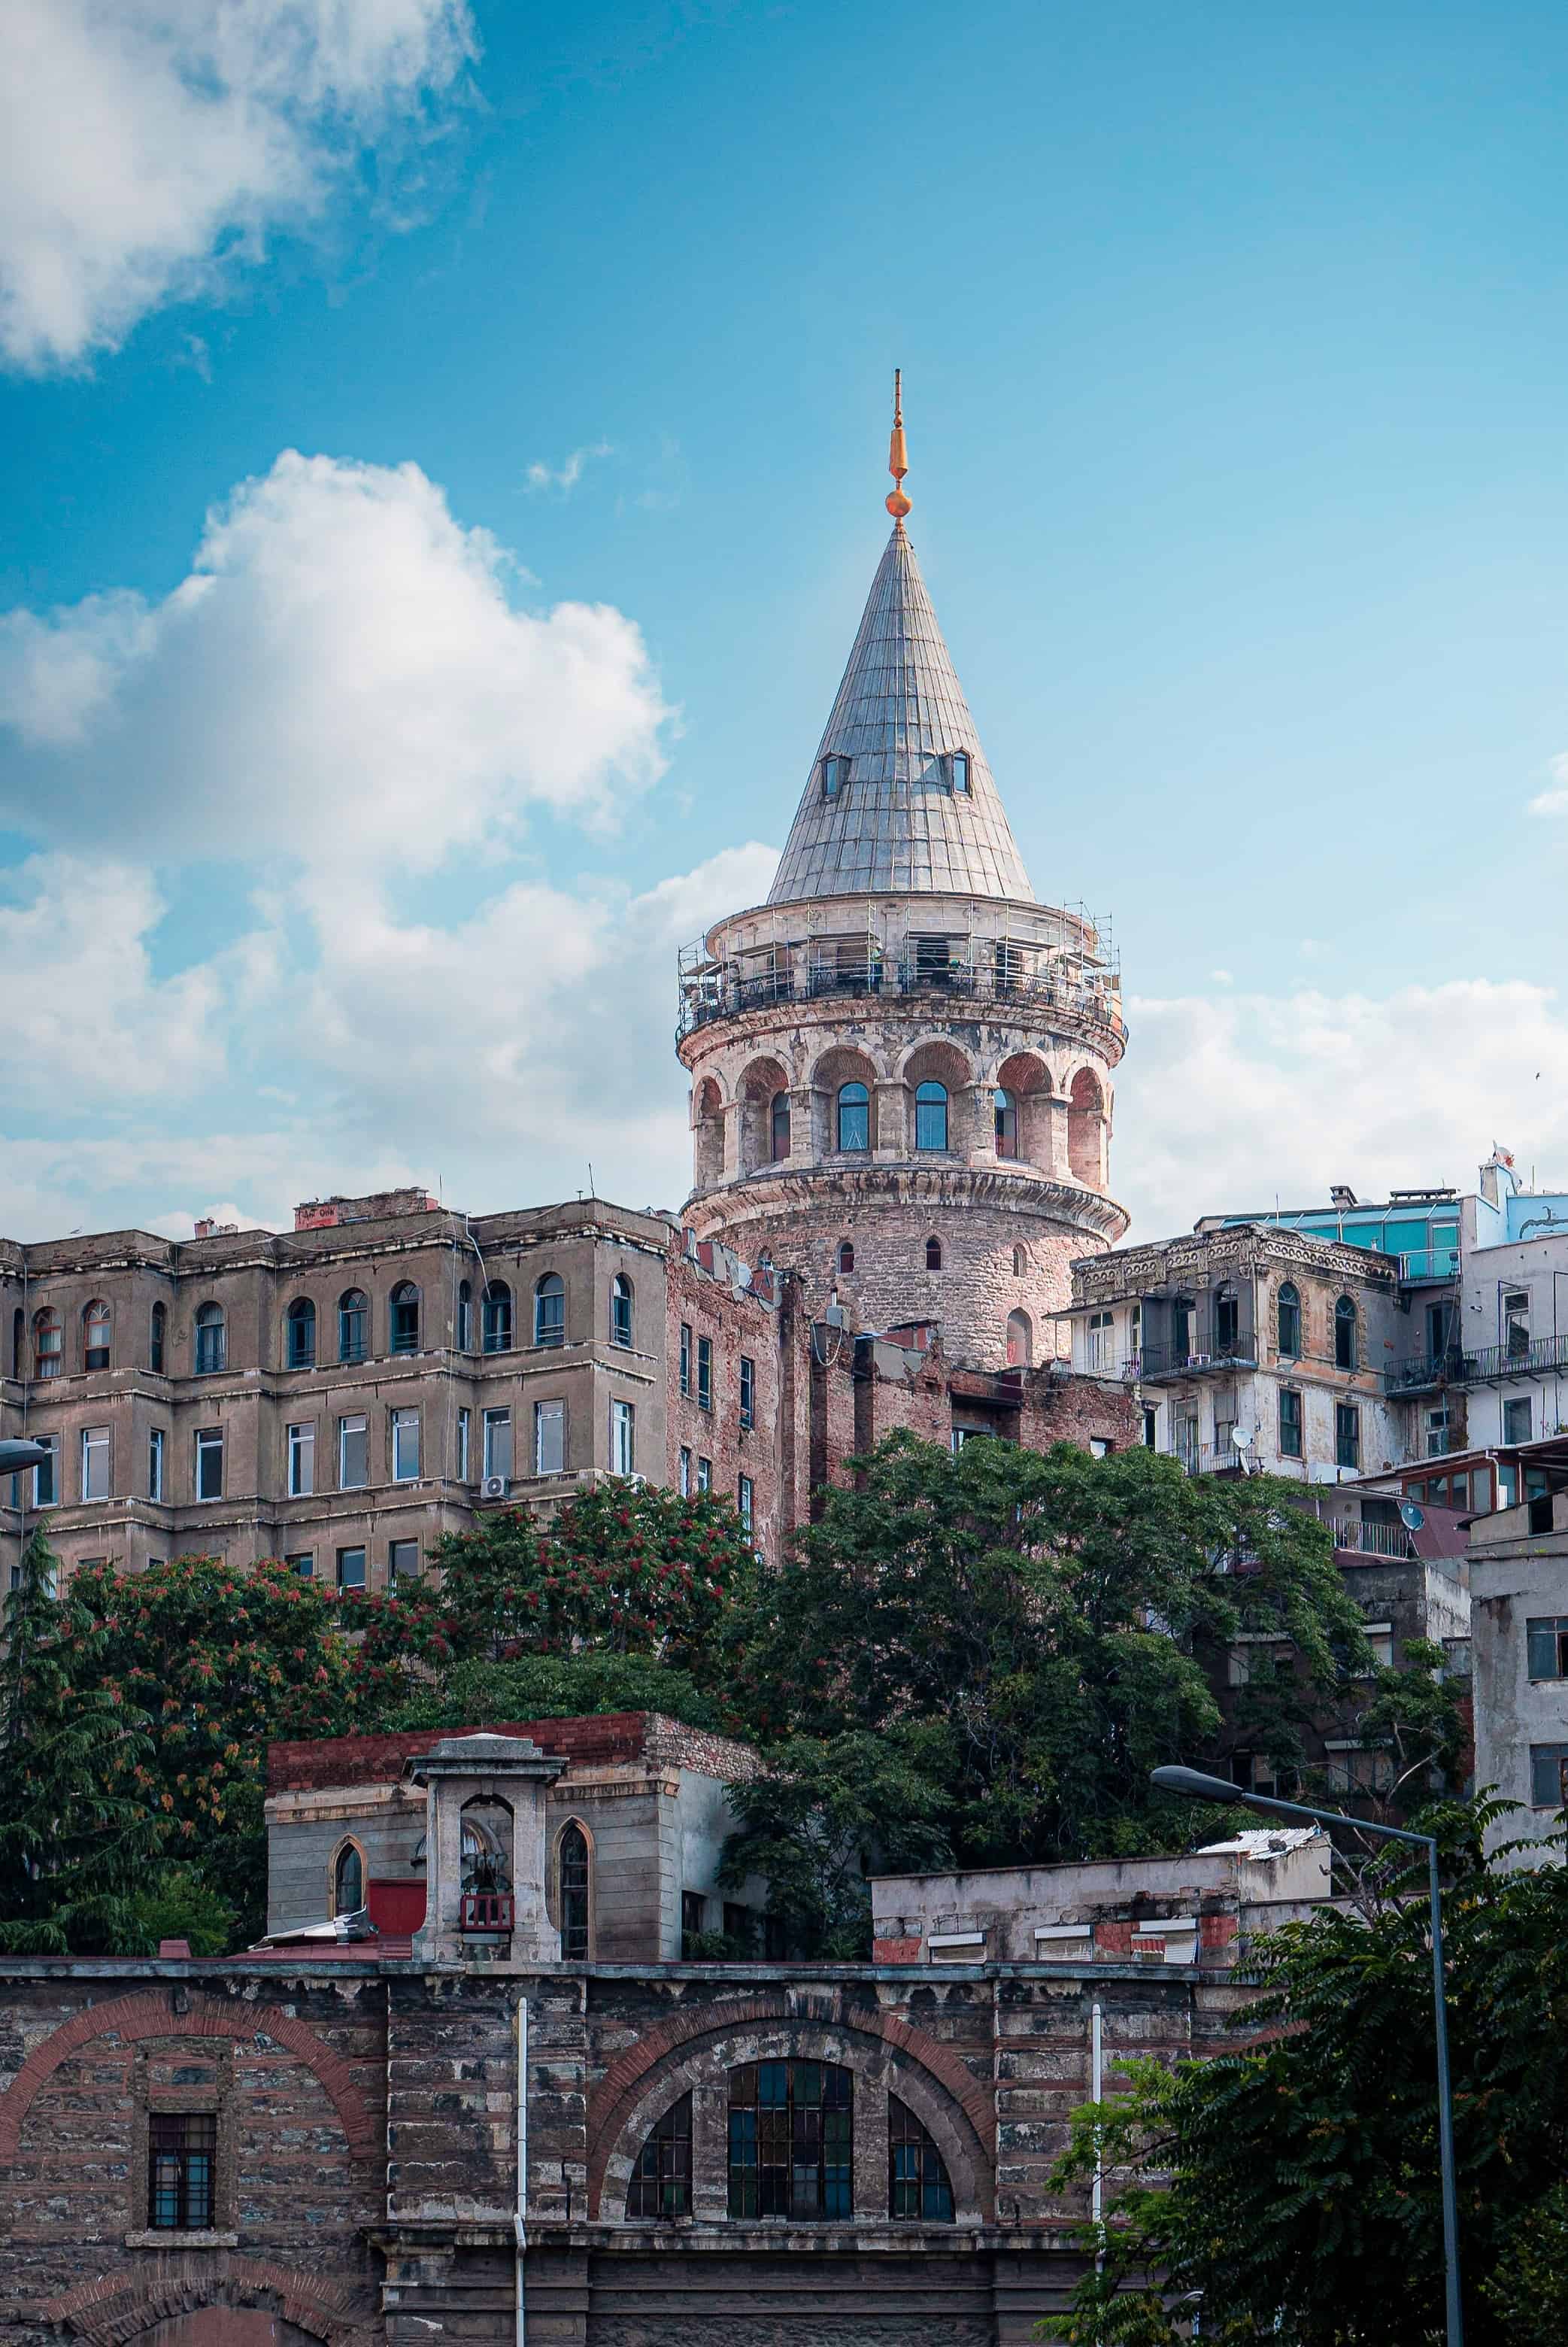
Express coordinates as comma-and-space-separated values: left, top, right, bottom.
837, 1240, 855, 1276
1278, 1282, 1302, 1360
481, 1279, 514, 1353
770, 1090, 791, 1161
914, 1081, 948, 1152
926, 1236, 943, 1271
994, 1088, 1017, 1158
82, 1299, 111, 1371
150, 1301, 166, 1373
1006, 1309, 1033, 1368
1334, 1295, 1357, 1371
836, 1082, 870, 1152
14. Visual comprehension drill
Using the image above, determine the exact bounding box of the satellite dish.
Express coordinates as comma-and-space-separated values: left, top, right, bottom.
1400, 1500, 1426, 1531
1232, 1428, 1254, 1450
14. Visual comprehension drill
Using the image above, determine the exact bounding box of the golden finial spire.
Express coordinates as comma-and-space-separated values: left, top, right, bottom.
886, 367, 911, 523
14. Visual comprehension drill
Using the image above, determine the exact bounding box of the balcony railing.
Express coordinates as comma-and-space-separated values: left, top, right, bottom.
1382, 1350, 1462, 1395
1327, 1517, 1417, 1559
1457, 1331, 1568, 1384
1398, 1247, 1460, 1283
1140, 1340, 1258, 1381
459, 1890, 515, 1936
678, 958, 1124, 1043
1179, 1441, 1251, 1476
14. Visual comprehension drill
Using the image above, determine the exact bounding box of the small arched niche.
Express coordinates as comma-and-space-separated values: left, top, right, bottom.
693, 1076, 726, 1187
738, 1056, 791, 1174
1067, 1067, 1106, 1188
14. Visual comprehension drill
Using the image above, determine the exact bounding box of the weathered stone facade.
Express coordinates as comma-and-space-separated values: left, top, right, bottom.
0, 1951, 1254, 2347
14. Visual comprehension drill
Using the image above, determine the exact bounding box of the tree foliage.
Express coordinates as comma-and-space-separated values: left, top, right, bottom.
1043, 1805, 1568, 2345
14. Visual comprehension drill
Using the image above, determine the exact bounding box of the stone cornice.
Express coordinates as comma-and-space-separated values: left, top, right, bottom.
687, 1164, 1130, 1245
1068, 1222, 1400, 1304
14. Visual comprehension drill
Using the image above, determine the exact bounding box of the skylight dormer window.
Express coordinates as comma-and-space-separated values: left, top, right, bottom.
950, 751, 972, 794
820, 754, 851, 801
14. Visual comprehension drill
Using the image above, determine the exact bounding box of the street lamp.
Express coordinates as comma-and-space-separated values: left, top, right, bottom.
0, 1439, 53, 1475
1151, 1764, 1463, 2347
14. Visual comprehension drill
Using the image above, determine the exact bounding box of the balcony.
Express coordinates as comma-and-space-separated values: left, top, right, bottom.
1140, 1339, 1258, 1382
678, 955, 1124, 1044
459, 1890, 514, 1936
1457, 1331, 1568, 1384
1398, 1247, 1460, 1284
1327, 1517, 1417, 1560
1383, 1350, 1461, 1395
1178, 1441, 1250, 1477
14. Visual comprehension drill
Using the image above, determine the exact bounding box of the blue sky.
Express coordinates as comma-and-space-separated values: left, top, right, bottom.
2, 0, 1568, 1240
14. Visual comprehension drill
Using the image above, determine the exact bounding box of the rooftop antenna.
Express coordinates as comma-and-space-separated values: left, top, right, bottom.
886, 369, 911, 524
587, 1162, 596, 1199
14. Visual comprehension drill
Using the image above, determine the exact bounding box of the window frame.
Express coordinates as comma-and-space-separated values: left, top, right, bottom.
150, 1301, 167, 1374
820, 752, 851, 800
390, 1406, 420, 1484
284, 1296, 317, 1370
1333, 1294, 1358, 1372
1504, 1394, 1534, 1447
32, 1307, 61, 1380
626, 2093, 691, 2221
148, 1426, 166, 1503
337, 1289, 368, 1366
535, 1397, 566, 1477
836, 1081, 871, 1152
287, 1419, 314, 1498
335, 1546, 366, 1593
611, 1396, 635, 1477
678, 1445, 693, 1495
888, 2093, 955, 2222
557, 1819, 591, 1960
389, 1281, 420, 1356
147, 2109, 217, 2234
914, 1080, 948, 1152
1278, 1386, 1304, 1460
1277, 1281, 1302, 1361
482, 1406, 513, 1483
738, 1472, 754, 1530
194, 1426, 223, 1502
770, 1090, 791, 1161
611, 1272, 634, 1349
456, 1406, 472, 1482
1334, 1400, 1360, 1472
82, 1300, 111, 1373
338, 1412, 368, 1490
739, 1354, 755, 1428
193, 1304, 226, 1377
726, 2059, 853, 2221
80, 1423, 111, 1503
697, 1334, 713, 1411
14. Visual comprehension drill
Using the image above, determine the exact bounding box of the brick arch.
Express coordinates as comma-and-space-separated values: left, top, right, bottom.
584, 1993, 993, 2218
39, 2256, 376, 2347
0, 1990, 376, 2163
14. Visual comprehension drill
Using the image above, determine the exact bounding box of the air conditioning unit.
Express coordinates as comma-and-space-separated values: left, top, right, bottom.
481, 1474, 511, 1500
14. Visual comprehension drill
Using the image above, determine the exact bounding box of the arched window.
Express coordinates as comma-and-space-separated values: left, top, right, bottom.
914, 1080, 948, 1152
836, 1081, 870, 1152
82, 1299, 111, 1371
925, 1236, 943, 1271
1334, 1295, 1357, 1371
285, 1296, 316, 1369
531, 1275, 560, 1349
338, 1289, 368, 1364
32, 1308, 59, 1380
994, 1088, 1017, 1158
611, 1274, 634, 1349
193, 1302, 226, 1376
770, 1090, 791, 1161
1012, 1245, 1027, 1277
332, 1843, 364, 1917
456, 1278, 473, 1352
626, 2093, 692, 2219
475, 1280, 511, 1353
1214, 1282, 1239, 1354
150, 1301, 167, 1374
728, 2061, 852, 2218
950, 751, 972, 794
1006, 1309, 1033, 1368
558, 1821, 590, 1959
390, 1280, 420, 1355
889, 2095, 954, 2221
1278, 1282, 1301, 1360
837, 1240, 855, 1276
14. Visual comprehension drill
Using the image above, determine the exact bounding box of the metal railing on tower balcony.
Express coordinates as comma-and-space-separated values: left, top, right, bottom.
676, 940, 1125, 1045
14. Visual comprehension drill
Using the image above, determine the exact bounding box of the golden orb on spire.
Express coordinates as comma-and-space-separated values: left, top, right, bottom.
886, 367, 911, 521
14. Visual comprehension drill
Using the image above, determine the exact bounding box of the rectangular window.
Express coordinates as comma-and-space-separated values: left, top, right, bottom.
148, 1427, 166, 1502
337, 1546, 366, 1592
739, 1355, 756, 1429
1278, 1387, 1303, 1459
456, 1406, 472, 1482
148, 2110, 217, 2232
696, 1455, 712, 1492
482, 1407, 512, 1482
680, 1322, 692, 1397
1175, 1413, 1200, 1473
1527, 1617, 1568, 1681
1335, 1401, 1360, 1471
1142, 1406, 1157, 1450
1504, 1395, 1533, 1446
738, 1473, 754, 1530
611, 1398, 635, 1477
285, 1552, 314, 1578
1086, 1310, 1114, 1372
1531, 1743, 1568, 1807
681, 1889, 707, 1956
1505, 1289, 1532, 1356
390, 1538, 420, 1580
697, 1334, 713, 1411
194, 1426, 223, 1501
1427, 1404, 1453, 1458
11, 1431, 61, 1511
338, 1413, 368, 1489
535, 1398, 565, 1476
287, 1420, 314, 1498
679, 1445, 692, 1496
80, 1425, 110, 1503
390, 1407, 420, 1483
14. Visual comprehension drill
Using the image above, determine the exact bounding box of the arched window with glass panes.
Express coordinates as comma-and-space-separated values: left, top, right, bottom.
285, 1296, 316, 1369
338, 1289, 368, 1364
531, 1275, 560, 1349
888, 2094, 954, 2221
728, 2060, 851, 2218
914, 1081, 948, 1151
1278, 1281, 1302, 1360
1334, 1294, 1357, 1371
483, 1280, 514, 1353
557, 1820, 590, 1958
390, 1280, 420, 1355
836, 1082, 870, 1152
626, 2094, 691, 2219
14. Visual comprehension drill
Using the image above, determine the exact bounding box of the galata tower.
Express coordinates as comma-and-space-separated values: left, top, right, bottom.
677, 381, 1128, 1369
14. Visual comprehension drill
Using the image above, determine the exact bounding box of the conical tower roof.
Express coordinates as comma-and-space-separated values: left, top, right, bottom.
768, 518, 1035, 906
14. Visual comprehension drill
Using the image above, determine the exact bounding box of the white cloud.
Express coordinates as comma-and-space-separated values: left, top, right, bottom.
0, 451, 674, 876
1529, 752, 1568, 818
0, 0, 475, 369
1117, 979, 1568, 1240
1209, 967, 1233, 985
525, 443, 614, 494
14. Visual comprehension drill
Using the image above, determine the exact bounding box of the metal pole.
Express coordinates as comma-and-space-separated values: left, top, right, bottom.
1429, 1841, 1463, 2347
515, 1994, 528, 2347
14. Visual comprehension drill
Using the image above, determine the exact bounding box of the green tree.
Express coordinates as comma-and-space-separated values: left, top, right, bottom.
1043, 1805, 1568, 2345
380, 1647, 726, 1735
0, 1523, 165, 1951
729, 1434, 1367, 1866
717, 1725, 955, 1957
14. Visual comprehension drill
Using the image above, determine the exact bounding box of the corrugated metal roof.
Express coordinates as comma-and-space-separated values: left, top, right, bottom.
768, 523, 1035, 906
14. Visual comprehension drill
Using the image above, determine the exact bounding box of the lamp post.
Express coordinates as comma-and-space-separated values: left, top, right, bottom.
1151, 1764, 1462, 2347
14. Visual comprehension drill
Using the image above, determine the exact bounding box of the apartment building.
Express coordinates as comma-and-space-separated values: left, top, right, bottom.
0, 1189, 786, 1593
1060, 1222, 1415, 1483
